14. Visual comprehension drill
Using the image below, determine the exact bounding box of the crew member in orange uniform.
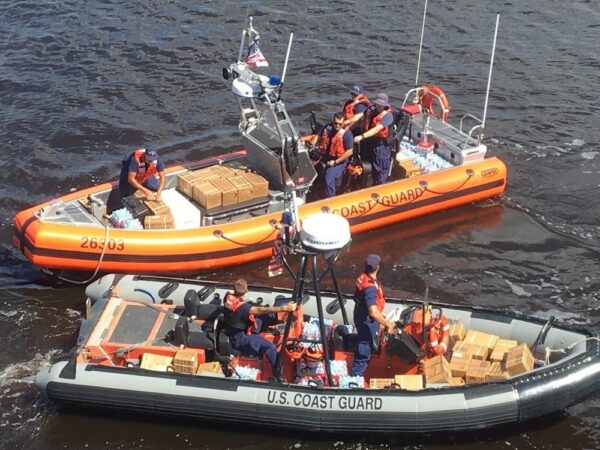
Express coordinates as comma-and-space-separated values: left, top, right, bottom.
119, 145, 165, 200
351, 254, 396, 377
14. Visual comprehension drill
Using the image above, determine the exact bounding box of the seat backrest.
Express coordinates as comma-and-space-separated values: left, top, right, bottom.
197, 304, 226, 321
214, 315, 233, 356
184, 289, 200, 317
173, 315, 189, 347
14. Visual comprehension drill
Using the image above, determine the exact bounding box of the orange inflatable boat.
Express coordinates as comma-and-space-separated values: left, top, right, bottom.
13, 19, 507, 276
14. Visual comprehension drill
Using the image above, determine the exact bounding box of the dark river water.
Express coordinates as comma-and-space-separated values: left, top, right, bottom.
1, 1, 599, 449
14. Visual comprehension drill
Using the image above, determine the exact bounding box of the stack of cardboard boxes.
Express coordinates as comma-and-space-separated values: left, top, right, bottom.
368, 323, 535, 390
176, 165, 269, 210
133, 190, 174, 230
449, 325, 534, 384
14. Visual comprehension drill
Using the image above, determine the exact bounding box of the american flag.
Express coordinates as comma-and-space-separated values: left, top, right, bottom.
245, 39, 268, 68
267, 213, 294, 277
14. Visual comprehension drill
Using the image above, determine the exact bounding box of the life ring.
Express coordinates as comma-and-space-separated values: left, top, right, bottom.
418, 84, 451, 121
427, 314, 450, 356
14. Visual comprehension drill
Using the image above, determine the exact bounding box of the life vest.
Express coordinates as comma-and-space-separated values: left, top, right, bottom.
402, 307, 450, 356
319, 125, 349, 158
343, 94, 370, 120
223, 292, 257, 335
355, 272, 386, 312
131, 149, 159, 185
363, 106, 393, 139
427, 314, 450, 356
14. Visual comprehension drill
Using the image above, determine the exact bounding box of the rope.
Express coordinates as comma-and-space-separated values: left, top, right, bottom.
543, 336, 600, 364
56, 224, 111, 284
214, 225, 278, 246
420, 170, 474, 195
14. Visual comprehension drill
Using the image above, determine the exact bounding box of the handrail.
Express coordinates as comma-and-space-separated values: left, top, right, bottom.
459, 113, 482, 134
465, 124, 484, 147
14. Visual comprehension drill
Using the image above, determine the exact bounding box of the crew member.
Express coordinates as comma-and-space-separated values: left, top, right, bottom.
353, 93, 394, 185
118, 145, 165, 200
351, 254, 396, 377
342, 85, 370, 134
223, 279, 297, 370
308, 113, 354, 197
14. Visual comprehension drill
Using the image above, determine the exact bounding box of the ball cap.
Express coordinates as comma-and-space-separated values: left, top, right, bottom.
364, 254, 381, 272
373, 93, 389, 107
350, 85, 364, 95
145, 145, 159, 161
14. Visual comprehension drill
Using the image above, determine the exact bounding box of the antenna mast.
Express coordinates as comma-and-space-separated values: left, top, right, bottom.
415, 0, 428, 86
481, 14, 500, 136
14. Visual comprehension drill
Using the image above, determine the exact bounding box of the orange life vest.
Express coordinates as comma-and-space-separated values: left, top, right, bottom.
355, 273, 386, 312
319, 125, 350, 158
224, 292, 257, 335
427, 314, 450, 356
343, 94, 370, 119
363, 106, 393, 139
132, 149, 159, 185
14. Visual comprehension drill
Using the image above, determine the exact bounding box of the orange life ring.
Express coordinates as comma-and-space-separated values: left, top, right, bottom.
418, 84, 451, 121
427, 314, 450, 356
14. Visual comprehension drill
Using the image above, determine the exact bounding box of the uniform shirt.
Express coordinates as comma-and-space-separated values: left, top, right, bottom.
377, 110, 394, 129
127, 155, 165, 175
353, 102, 369, 116
354, 285, 379, 334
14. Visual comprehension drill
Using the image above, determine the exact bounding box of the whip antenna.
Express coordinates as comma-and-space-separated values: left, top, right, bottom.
481, 14, 500, 137
415, 0, 428, 86
278, 32, 294, 101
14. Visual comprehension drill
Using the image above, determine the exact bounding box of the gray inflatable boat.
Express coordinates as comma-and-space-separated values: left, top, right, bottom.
35, 271, 600, 435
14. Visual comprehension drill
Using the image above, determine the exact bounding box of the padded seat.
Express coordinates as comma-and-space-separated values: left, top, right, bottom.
333, 324, 358, 352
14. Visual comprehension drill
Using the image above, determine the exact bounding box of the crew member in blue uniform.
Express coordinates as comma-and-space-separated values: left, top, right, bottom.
353, 93, 394, 185
342, 85, 371, 135
118, 144, 165, 200
223, 279, 297, 369
351, 254, 396, 377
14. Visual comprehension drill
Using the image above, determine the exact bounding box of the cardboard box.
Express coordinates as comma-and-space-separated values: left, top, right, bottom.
144, 198, 171, 216
505, 344, 535, 376
140, 353, 173, 372
449, 353, 472, 378
210, 178, 238, 207
450, 377, 465, 387
486, 361, 510, 381
465, 359, 491, 384
209, 165, 236, 177
193, 182, 222, 209
452, 341, 489, 360
242, 172, 269, 199
490, 339, 519, 363
229, 175, 253, 203
463, 330, 499, 351
196, 361, 224, 376
397, 159, 422, 178
176, 171, 204, 198
144, 213, 174, 230
394, 374, 424, 391
173, 349, 199, 374
422, 356, 452, 385
448, 322, 466, 348
369, 378, 395, 389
